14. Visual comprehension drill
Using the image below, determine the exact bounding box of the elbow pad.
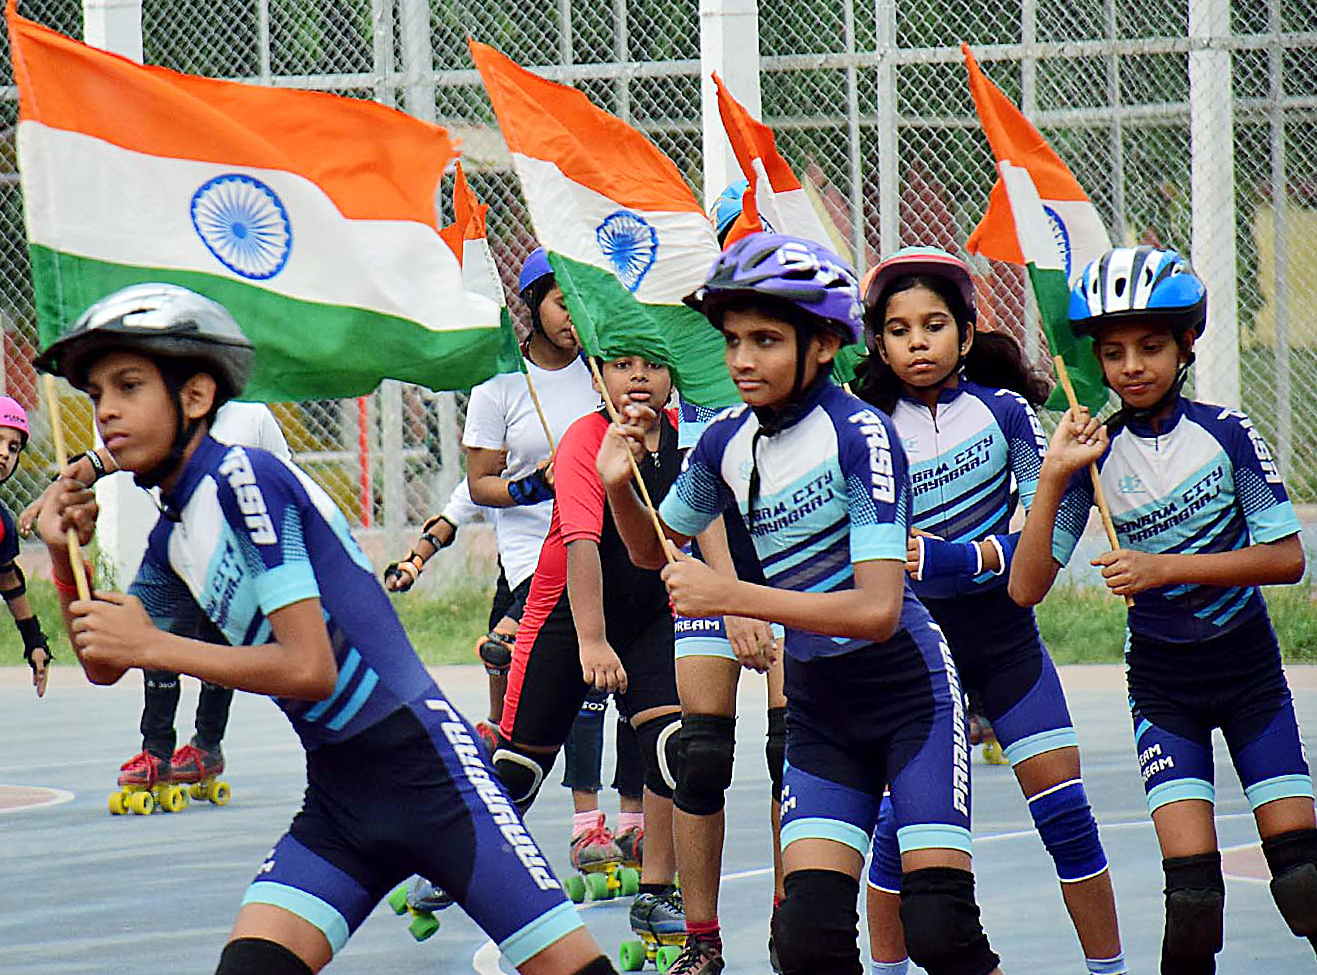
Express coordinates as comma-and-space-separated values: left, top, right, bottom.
507, 469, 554, 506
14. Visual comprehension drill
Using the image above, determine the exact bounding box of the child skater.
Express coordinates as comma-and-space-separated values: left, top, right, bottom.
0, 396, 52, 696
34, 282, 619, 975
1010, 246, 1316, 974
856, 247, 1125, 975
597, 233, 1004, 975
488, 351, 686, 950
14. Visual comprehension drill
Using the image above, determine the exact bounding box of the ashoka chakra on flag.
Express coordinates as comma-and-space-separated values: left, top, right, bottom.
190, 173, 293, 280
595, 210, 658, 293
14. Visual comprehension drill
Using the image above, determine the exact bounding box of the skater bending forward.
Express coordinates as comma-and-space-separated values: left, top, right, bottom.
598, 233, 1003, 975
33, 283, 618, 975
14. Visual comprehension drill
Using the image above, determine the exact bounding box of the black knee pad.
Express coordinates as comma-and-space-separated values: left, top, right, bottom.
1162, 852, 1225, 961
215, 938, 313, 975
771, 869, 861, 975
571, 956, 620, 975
633, 711, 681, 800
674, 713, 735, 816
766, 705, 786, 801
491, 734, 556, 813
477, 631, 514, 676
612, 715, 645, 801
899, 867, 1000, 975
1262, 828, 1317, 938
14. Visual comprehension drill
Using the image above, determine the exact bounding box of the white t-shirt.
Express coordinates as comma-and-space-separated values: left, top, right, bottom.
212, 401, 292, 459
462, 356, 599, 588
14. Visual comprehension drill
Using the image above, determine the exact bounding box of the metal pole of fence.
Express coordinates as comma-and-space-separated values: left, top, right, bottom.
843, 0, 863, 269
1104, 0, 1126, 244
257, 0, 271, 84
699, 0, 761, 206
1268, 0, 1292, 475
1188, 0, 1241, 410
874, 0, 898, 259
614, 0, 631, 122
1020, 0, 1040, 364
559, 0, 574, 67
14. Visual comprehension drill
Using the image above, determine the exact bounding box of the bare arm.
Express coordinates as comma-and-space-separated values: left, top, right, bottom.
596, 422, 688, 568
1093, 533, 1305, 597
467, 446, 520, 507
566, 538, 627, 692
1007, 465, 1067, 607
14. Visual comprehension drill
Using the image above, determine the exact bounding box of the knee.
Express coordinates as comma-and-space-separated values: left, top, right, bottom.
1262, 828, 1317, 938
766, 706, 786, 802
674, 713, 736, 816
1162, 852, 1225, 961
771, 869, 861, 975
899, 867, 999, 975
634, 712, 682, 800
491, 734, 556, 813
214, 938, 314, 975
1026, 778, 1108, 882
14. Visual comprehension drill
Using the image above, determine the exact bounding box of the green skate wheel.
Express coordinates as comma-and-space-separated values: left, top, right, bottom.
619, 867, 640, 897
585, 871, 610, 901
564, 874, 586, 904
656, 945, 682, 971
619, 940, 646, 972
409, 913, 440, 941
387, 883, 409, 915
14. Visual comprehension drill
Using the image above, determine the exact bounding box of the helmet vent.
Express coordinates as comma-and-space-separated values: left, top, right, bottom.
1114, 277, 1126, 298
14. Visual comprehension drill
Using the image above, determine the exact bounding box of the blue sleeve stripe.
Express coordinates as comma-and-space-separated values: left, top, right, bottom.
781, 816, 871, 855
499, 900, 583, 966
1248, 502, 1301, 543
1146, 778, 1214, 812
1051, 529, 1081, 567
1003, 727, 1078, 765
1134, 718, 1153, 742
896, 823, 974, 856
1244, 774, 1313, 810
326, 667, 379, 731
805, 564, 855, 593
255, 562, 320, 614
851, 523, 907, 563
241, 881, 350, 954
303, 648, 361, 723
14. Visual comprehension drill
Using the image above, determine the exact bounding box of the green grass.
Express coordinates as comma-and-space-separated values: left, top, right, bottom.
9, 575, 1314, 672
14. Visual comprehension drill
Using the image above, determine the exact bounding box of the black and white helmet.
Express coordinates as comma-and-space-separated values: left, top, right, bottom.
35, 283, 255, 401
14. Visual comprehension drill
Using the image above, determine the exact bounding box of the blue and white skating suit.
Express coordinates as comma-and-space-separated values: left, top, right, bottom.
1052, 399, 1312, 815
661, 380, 972, 861
869, 381, 1103, 894
131, 436, 579, 964
673, 395, 777, 661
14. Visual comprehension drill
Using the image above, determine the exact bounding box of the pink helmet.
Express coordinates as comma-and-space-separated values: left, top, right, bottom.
0, 396, 30, 444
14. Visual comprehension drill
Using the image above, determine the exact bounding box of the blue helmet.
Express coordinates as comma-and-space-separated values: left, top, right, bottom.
709, 179, 749, 244
684, 232, 863, 346
517, 247, 554, 304
1068, 246, 1206, 340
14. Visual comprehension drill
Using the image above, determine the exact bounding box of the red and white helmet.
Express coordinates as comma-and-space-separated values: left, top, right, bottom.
0, 396, 30, 445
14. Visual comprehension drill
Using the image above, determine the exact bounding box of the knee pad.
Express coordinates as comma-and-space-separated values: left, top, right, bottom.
634, 712, 682, 800
1262, 828, 1317, 937
214, 938, 313, 975
899, 867, 1000, 975
1026, 778, 1108, 882
612, 715, 645, 801
491, 735, 556, 812
571, 956, 621, 975
771, 869, 861, 975
1162, 852, 1225, 960
674, 713, 736, 816
476, 631, 514, 677
766, 705, 787, 801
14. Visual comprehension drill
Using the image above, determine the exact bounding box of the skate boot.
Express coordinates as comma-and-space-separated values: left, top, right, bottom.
663, 935, 724, 974
473, 720, 499, 757
564, 813, 637, 903
110, 750, 188, 815
386, 875, 454, 941
169, 740, 232, 805
615, 824, 645, 869
622, 888, 686, 970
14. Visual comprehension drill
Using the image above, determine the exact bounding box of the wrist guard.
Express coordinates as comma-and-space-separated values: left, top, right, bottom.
911, 536, 982, 581
383, 553, 424, 591
421, 514, 457, 551
0, 562, 26, 602
507, 469, 554, 506
68, 449, 109, 483
17, 615, 50, 668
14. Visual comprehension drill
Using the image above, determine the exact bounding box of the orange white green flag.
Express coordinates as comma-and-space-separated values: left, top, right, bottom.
470, 41, 736, 407
8, 4, 521, 401
962, 43, 1111, 412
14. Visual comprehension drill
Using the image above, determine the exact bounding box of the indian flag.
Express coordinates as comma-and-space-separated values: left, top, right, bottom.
470, 41, 736, 408
8, 6, 521, 401
962, 43, 1111, 413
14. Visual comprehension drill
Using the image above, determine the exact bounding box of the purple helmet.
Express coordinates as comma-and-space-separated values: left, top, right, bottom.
684, 232, 863, 346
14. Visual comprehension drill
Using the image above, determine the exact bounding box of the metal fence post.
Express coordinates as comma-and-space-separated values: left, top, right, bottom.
874, 0, 898, 260
699, 0, 761, 206
1268, 0, 1292, 475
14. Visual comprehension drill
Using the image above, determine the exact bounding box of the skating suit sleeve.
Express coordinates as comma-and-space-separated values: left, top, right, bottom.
555, 413, 609, 546
659, 410, 740, 540
834, 403, 909, 564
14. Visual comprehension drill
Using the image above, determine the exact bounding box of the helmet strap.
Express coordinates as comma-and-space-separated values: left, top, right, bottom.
133, 381, 202, 490
1106, 354, 1192, 436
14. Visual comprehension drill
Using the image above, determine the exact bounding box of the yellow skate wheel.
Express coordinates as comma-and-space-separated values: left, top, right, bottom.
209, 781, 231, 806
619, 867, 640, 897
585, 871, 610, 901
189, 783, 205, 800
128, 790, 154, 815
159, 785, 188, 813
564, 874, 586, 904
619, 941, 646, 972
656, 945, 682, 971
109, 791, 128, 815
982, 740, 1008, 765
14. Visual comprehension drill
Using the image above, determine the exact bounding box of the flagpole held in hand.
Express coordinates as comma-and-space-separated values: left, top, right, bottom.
1052, 356, 1132, 608
42, 374, 92, 601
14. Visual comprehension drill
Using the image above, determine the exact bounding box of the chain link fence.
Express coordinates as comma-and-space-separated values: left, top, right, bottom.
3, 0, 1317, 530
